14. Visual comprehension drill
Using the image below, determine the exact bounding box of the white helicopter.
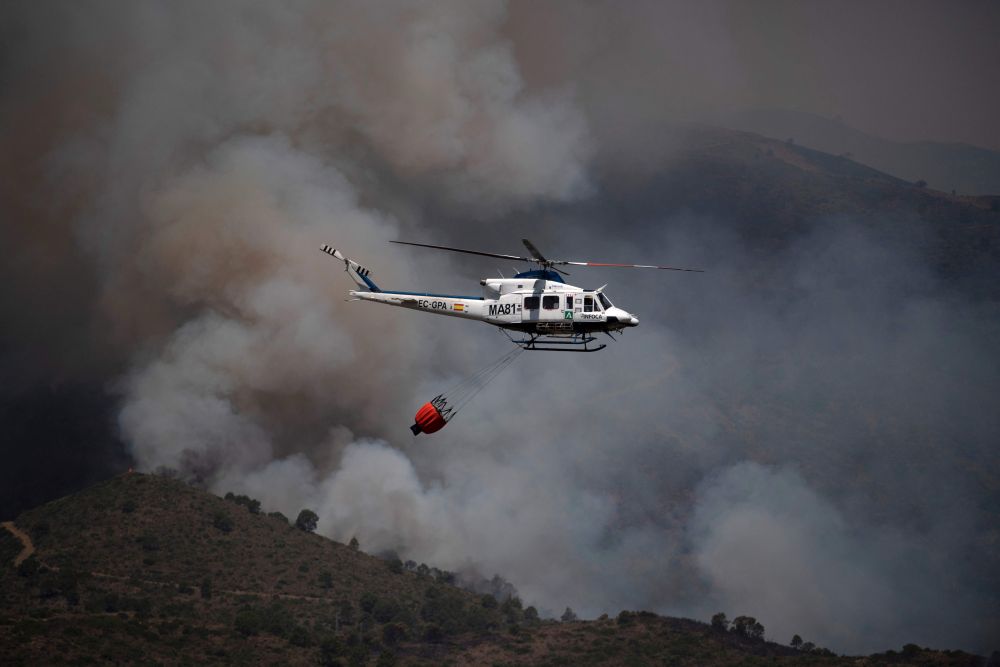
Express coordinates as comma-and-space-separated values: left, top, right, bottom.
321, 239, 702, 352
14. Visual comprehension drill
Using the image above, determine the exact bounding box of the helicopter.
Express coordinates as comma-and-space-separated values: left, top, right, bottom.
320, 239, 702, 352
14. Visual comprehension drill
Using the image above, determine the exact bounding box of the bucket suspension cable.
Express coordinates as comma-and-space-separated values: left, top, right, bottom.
410, 346, 523, 435
438, 346, 523, 418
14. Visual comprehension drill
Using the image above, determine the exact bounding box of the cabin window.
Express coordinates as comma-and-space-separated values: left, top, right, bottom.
583, 296, 595, 312
566, 296, 574, 309
524, 296, 540, 310
542, 295, 560, 310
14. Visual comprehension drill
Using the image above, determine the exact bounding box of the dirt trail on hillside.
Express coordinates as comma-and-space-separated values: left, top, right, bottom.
1, 521, 35, 567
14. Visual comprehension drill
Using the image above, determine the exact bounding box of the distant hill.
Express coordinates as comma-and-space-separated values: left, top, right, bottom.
728, 108, 1000, 196
587, 123, 1000, 300
0, 473, 988, 665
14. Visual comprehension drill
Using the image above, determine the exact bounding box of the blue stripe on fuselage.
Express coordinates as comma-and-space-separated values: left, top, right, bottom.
383, 290, 484, 300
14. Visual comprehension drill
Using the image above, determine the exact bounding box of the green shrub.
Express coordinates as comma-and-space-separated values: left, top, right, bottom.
382, 622, 406, 646
234, 608, 262, 636
372, 599, 402, 624
423, 624, 444, 643
359, 591, 378, 614
212, 512, 233, 533
138, 532, 160, 551
17, 556, 40, 580
320, 636, 344, 666
289, 625, 312, 647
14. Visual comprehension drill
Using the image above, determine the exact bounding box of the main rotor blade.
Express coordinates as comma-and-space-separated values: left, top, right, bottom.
558, 260, 704, 272
391, 240, 532, 263
521, 238, 548, 263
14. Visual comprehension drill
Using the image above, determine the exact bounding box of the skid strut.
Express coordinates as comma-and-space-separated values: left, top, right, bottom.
506, 332, 607, 352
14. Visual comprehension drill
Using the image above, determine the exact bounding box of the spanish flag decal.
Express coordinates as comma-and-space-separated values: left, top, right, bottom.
453, 303, 464, 312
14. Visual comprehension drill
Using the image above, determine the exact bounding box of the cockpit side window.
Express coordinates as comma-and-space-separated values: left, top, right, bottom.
598, 293, 613, 310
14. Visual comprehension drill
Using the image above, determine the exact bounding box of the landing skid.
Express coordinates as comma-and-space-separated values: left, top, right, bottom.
505, 331, 607, 352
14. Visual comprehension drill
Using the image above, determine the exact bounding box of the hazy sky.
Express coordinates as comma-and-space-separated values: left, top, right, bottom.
508, 0, 1000, 150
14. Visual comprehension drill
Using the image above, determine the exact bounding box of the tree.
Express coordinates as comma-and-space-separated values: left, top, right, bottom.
523, 606, 539, 624
915, 179, 928, 189
481, 594, 498, 609
711, 612, 729, 632
295, 509, 319, 532
801, 641, 816, 652
349, 536, 360, 550
791, 634, 803, 649
561, 607, 578, 622
731, 615, 763, 639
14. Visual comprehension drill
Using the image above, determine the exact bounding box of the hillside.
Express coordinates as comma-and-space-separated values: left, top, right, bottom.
0, 474, 989, 666
728, 108, 1000, 196
587, 123, 1000, 299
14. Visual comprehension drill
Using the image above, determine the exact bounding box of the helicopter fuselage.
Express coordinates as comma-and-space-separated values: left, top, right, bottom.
348, 273, 639, 335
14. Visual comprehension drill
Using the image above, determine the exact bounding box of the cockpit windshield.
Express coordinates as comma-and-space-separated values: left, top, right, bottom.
598, 293, 613, 310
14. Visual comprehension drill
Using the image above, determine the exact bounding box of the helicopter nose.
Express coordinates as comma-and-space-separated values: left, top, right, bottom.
629, 314, 639, 326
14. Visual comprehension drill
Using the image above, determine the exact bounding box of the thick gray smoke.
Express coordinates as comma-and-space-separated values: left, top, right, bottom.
3, 0, 998, 655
